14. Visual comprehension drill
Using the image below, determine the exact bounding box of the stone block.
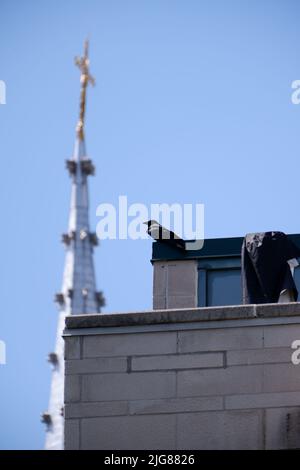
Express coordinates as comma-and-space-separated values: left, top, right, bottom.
83, 331, 177, 358
81, 414, 176, 449
64, 419, 80, 450
129, 396, 223, 415
225, 391, 300, 410
177, 365, 264, 397
131, 352, 224, 371
65, 401, 128, 419
263, 363, 300, 393
177, 410, 263, 449
227, 347, 291, 366
263, 324, 300, 348
167, 296, 197, 309
178, 326, 263, 353
64, 375, 81, 403
265, 407, 300, 449
167, 261, 197, 296
64, 336, 81, 360
81, 372, 176, 402
153, 262, 167, 296
153, 296, 166, 310
65, 357, 127, 375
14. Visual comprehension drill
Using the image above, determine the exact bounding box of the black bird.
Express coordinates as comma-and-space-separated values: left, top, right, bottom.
144, 220, 186, 251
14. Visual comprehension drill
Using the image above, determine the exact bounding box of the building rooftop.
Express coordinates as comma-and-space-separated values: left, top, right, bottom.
152, 233, 300, 261
64, 302, 300, 332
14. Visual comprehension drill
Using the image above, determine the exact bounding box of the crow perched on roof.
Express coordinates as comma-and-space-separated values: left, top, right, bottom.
144, 220, 186, 251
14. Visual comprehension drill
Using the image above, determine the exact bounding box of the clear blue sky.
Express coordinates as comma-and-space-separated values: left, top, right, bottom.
1, 0, 300, 449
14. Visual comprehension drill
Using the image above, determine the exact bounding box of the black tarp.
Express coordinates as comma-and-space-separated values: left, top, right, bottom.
242, 231, 300, 304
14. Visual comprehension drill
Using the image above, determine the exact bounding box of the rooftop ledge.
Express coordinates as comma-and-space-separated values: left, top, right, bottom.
64, 302, 300, 331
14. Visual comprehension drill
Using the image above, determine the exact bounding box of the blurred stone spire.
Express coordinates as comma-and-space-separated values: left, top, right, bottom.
43, 41, 104, 450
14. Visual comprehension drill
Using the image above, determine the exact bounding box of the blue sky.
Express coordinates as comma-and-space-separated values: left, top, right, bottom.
1, 0, 300, 449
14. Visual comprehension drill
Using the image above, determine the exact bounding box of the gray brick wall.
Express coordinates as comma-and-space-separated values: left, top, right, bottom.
63, 304, 300, 449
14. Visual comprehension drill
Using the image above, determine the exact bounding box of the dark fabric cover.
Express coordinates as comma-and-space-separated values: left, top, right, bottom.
242, 231, 300, 304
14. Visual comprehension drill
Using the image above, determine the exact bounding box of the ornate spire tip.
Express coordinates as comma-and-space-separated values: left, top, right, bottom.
74, 39, 95, 141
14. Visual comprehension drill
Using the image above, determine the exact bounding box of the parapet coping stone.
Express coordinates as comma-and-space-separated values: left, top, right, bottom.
64, 302, 300, 330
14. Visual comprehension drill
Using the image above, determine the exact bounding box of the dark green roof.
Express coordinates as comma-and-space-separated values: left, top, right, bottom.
152, 233, 300, 262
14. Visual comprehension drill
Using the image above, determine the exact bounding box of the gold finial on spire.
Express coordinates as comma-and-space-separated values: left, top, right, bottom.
74, 39, 95, 141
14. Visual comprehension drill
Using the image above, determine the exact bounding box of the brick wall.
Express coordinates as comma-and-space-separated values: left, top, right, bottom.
63, 303, 300, 449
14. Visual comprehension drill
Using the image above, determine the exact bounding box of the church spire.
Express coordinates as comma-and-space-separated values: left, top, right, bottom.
44, 41, 104, 450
